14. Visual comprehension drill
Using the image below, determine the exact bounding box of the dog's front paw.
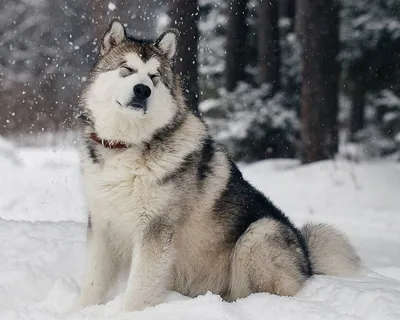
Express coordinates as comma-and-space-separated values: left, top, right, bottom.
71, 295, 101, 312
69, 302, 84, 313
122, 298, 152, 312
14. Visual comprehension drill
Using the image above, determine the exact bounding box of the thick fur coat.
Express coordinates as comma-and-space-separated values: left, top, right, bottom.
76, 20, 361, 312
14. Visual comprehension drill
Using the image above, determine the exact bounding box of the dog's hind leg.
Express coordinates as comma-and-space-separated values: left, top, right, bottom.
229, 218, 309, 300
77, 219, 117, 308
123, 216, 175, 312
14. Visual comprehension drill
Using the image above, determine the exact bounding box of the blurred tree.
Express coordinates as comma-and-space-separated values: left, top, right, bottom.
279, 0, 296, 31
0, 0, 161, 138
258, 0, 280, 94
294, 0, 305, 40
198, 0, 227, 98
169, 0, 200, 114
199, 0, 300, 162
348, 78, 366, 141
340, 0, 400, 142
0, 0, 93, 135
299, 0, 340, 163
225, 0, 248, 91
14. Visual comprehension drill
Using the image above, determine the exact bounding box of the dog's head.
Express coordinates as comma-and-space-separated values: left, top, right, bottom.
82, 19, 185, 144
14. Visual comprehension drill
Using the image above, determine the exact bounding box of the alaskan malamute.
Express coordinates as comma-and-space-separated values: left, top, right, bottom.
76, 20, 360, 311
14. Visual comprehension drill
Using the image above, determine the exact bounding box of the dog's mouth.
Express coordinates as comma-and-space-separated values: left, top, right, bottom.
117, 100, 147, 114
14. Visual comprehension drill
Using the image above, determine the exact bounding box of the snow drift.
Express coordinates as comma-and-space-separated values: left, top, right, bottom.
1, 147, 400, 319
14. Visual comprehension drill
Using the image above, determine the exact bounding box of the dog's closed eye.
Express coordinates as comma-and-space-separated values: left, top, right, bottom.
123, 66, 135, 72
119, 65, 137, 77
149, 73, 160, 85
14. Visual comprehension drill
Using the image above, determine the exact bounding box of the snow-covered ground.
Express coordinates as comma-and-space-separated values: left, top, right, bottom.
1, 145, 400, 319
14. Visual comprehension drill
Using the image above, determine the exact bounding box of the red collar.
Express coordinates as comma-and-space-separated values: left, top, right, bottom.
90, 133, 129, 149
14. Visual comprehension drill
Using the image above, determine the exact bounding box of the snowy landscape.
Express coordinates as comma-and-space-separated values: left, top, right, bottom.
1, 0, 400, 319
1, 142, 400, 319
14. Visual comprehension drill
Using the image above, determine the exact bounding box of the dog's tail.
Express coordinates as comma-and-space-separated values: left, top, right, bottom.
301, 223, 361, 276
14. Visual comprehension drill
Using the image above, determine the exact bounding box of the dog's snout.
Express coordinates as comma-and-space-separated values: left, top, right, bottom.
134, 84, 151, 100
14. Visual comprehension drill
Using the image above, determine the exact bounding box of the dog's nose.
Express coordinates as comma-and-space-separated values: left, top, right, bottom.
133, 84, 151, 100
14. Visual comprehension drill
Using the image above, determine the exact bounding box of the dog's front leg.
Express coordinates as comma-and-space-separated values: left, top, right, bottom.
123, 217, 174, 312
77, 220, 116, 308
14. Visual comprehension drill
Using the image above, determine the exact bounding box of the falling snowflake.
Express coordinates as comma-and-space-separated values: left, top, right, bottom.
108, 2, 116, 11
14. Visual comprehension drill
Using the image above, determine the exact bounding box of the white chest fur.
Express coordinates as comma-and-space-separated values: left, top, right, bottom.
82, 150, 172, 257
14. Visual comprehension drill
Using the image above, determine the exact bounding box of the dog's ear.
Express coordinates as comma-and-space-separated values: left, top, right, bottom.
100, 19, 126, 56
155, 29, 180, 60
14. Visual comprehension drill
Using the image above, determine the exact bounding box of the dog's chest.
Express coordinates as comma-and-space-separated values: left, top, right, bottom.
83, 154, 171, 249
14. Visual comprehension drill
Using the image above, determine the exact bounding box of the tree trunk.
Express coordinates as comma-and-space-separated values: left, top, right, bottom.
169, 0, 200, 114
280, 0, 296, 31
324, 2, 340, 157
299, 0, 340, 163
295, 0, 306, 41
349, 81, 365, 141
225, 0, 248, 92
258, 0, 280, 94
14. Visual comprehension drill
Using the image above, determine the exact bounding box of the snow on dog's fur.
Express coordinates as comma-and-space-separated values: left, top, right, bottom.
76, 19, 361, 312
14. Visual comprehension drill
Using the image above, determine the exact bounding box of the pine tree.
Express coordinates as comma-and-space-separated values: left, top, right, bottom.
225, 0, 248, 91
279, 0, 296, 31
169, 0, 200, 114
258, 0, 280, 94
299, 0, 340, 163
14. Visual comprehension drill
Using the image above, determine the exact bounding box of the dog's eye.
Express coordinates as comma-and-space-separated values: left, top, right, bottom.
149, 74, 160, 85
120, 66, 137, 77
123, 66, 135, 72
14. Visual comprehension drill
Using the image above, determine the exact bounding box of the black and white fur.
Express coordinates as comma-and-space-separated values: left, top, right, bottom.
76, 20, 360, 312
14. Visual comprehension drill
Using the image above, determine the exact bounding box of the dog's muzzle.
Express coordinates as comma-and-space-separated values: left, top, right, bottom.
127, 84, 151, 113
127, 98, 147, 113
134, 84, 151, 100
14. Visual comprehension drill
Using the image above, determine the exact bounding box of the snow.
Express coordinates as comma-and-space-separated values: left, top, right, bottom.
0, 136, 22, 167
1, 146, 400, 319
0, 148, 84, 222
108, 2, 116, 12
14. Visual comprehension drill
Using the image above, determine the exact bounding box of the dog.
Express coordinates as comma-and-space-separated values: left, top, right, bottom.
76, 19, 360, 312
